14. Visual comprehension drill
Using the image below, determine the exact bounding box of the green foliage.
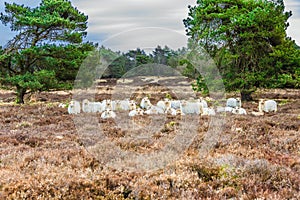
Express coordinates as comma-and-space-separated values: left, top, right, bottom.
34, 70, 58, 91
165, 93, 172, 100
100, 46, 185, 78
100, 47, 124, 78
270, 74, 299, 88
180, 58, 199, 79
0, 0, 95, 103
192, 76, 209, 95
3, 69, 58, 91
296, 68, 300, 88
152, 45, 168, 65
184, 0, 299, 99
5, 72, 43, 91
74, 50, 101, 89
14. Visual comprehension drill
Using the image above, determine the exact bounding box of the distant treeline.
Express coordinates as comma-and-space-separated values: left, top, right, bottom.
98, 44, 300, 92
100, 45, 195, 79
0, 0, 299, 104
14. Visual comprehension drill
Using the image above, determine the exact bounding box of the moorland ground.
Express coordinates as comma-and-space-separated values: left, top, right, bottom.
0, 78, 299, 199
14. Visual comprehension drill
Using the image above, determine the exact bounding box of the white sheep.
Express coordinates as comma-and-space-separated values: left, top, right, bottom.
102, 99, 113, 110
58, 103, 67, 108
68, 100, 81, 114
129, 108, 144, 117
216, 105, 235, 113
171, 100, 181, 109
144, 105, 165, 115
107, 99, 130, 111
109, 100, 116, 111
82, 99, 103, 113
128, 109, 137, 117
117, 99, 132, 111
136, 108, 145, 115
199, 97, 208, 108
109, 100, 118, 111
82, 99, 92, 113
101, 108, 116, 119
231, 98, 247, 115
201, 107, 216, 116
157, 98, 171, 111
112, 100, 130, 111
164, 107, 177, 115
259, 99, 277, 113
164, 98, 172, 110
226, 97, 240, 108
225, 106, 234, 112
129, 100, 137, 111
180, 99, 201, 115
166, 108, 185, 116
232, 107, 247, 115
140, 97, 152, 109
91, 102, 103, 112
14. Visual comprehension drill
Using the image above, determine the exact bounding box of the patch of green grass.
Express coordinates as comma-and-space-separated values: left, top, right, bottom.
165, 93, 172, 100
279, 99, 289, 106
45, 102, 56, 107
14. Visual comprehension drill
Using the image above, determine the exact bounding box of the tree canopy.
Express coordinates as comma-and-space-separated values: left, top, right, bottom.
184, 0, 300, 100
0, 0, 95, 103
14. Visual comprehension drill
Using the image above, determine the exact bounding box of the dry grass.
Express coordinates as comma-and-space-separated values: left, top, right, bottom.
0, 85, 299, 199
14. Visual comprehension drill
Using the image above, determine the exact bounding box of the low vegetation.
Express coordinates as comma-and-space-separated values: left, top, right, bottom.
0, 0, 299, 199
0, 87, 299, 199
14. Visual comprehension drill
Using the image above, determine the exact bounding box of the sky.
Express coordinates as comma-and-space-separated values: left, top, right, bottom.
0, 0, 299, 52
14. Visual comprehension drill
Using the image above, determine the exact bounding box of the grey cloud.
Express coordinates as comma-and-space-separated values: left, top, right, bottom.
99, 27, 188, 53
285, 0, 300, 17
72, 0, 194, 49
1, 0, 299, 48
78, 0, 300, 48
285, 0, 300, 44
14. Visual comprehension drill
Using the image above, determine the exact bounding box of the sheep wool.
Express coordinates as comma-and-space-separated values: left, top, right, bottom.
68, 100, 81, 114
226, 98, 239, 108
259, 99, 277, 113
140, 97, 152, 109
180, 100, 201, 115
101, 109, 116, 119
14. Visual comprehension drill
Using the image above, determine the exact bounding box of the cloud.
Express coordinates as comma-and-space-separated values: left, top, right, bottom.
71, 0, 300, 48
285, 0, 300, 44
99, 27, 188, 53
71, 0, 195, 50
1, 0, 299, 48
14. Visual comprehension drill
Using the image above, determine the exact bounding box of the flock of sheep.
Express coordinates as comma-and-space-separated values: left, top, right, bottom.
67, 96, 278, 119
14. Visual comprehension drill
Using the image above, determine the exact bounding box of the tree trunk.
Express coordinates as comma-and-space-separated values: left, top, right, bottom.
16, 86, 26, 104
240, 89, 253, 101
